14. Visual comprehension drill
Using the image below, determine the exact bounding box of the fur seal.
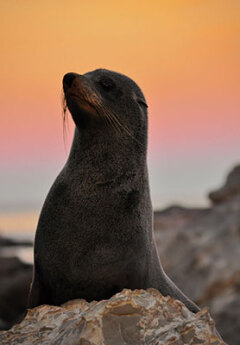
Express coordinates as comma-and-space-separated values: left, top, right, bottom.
28, 69, 199, 313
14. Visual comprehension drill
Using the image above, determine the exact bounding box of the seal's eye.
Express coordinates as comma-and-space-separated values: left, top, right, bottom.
99, 77, 115, 91
138, 99, 148, 108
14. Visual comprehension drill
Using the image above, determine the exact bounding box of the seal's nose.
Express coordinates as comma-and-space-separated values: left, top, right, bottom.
63, 73, 76, 88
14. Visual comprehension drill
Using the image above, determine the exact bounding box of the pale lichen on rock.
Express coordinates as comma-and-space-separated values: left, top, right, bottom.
0, 289, 225, 345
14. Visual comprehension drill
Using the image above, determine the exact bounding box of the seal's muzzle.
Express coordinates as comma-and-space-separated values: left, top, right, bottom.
63, 73, 77, 88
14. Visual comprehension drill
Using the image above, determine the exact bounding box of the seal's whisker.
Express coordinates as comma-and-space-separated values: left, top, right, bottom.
84, 90, 101, 108
104, 112, 121, 136
89, 98, 110, 131
81, 92, 125, 138
104, 109, 123, 136
106, 107, 144, 146
98, 101, 136, 140
97, 108, 119, 135
62, 93, 69, 152
103, 105, 142, 143
102, 106, 123, 137
94, 99, 122, 137
104, 111, 122, 136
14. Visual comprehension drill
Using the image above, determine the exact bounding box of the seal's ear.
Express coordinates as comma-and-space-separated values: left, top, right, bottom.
137, 99, 148, 108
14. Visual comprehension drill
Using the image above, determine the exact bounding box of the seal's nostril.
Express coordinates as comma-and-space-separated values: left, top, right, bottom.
63, 73, 76, 88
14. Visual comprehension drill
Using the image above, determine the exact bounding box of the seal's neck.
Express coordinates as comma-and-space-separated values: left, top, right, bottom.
66, 127, 148, 181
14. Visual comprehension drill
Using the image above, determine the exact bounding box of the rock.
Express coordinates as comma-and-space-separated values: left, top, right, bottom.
0, 257, 32, 330
0, 289, 224, 345
209, 165, 240, 204
199, 272, 240, 345
0, 234, 33, 329
0, 235, 32, 247
155, 200, 240, 303
154, 165, 240, 345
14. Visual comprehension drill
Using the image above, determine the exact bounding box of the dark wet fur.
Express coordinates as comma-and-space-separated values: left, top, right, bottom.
28, 69, 200, 315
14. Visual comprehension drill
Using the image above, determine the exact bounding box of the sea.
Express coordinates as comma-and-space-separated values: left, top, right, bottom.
0, 211, 37, 264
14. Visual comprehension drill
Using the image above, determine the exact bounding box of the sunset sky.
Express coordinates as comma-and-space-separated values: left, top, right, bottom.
0, 1, 239, 233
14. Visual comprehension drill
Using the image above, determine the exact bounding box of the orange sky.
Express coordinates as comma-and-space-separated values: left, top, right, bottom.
0, 0, 240, 212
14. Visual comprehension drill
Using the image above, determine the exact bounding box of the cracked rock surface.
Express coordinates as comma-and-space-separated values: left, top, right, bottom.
0, 289, 224, 345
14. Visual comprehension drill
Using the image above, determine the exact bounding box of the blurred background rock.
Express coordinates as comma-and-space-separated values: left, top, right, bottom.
154, 164, 240, 344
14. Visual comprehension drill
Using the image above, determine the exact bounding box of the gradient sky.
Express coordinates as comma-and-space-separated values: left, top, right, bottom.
0, 0, 240, 229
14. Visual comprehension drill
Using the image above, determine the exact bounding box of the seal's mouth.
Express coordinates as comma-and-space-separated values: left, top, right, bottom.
67, 92, 96, 110
63, 92, 98, 125
63, 73, 99, 118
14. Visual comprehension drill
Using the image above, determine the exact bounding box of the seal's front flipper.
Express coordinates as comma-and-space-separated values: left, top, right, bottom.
27, 271, 48, 309
27, 275, 40, 309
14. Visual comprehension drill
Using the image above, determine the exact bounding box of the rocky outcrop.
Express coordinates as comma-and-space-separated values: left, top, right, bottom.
154, 165, 240, 345
0, 236, 32, 247
209, 165, 240, 204
0, 289, 224, 345
0, 257, 32, 330
0, 235, 33, 330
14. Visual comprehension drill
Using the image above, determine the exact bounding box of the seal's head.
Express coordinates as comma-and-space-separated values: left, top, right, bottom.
63, 69, 148, 147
